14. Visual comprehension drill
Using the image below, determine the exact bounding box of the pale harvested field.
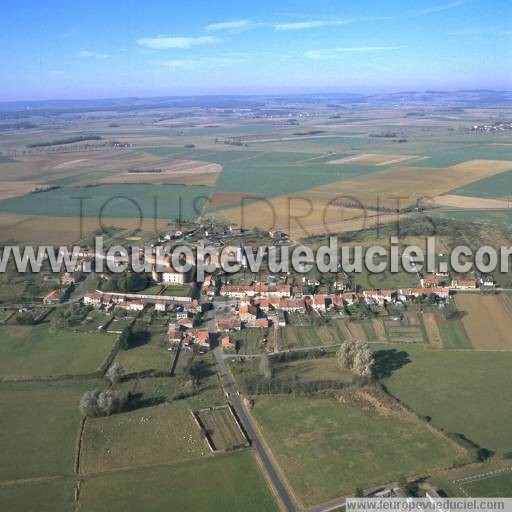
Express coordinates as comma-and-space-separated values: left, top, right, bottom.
423, 313, 443, 349
0, 181, 45, 200
99, 160, 221, 186
347, 322, 367, 341
217, 159, 512, 235
0, 150, 156, 183
207, 191, 263, 209
0, 213, 171, 244
455, 294, 512, 350
433, 194, 511, 209
372, 319, 387, 341
328, 153, 418, 166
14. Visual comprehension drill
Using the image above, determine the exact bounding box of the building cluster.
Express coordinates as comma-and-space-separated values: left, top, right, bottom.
470, 121, 512, 133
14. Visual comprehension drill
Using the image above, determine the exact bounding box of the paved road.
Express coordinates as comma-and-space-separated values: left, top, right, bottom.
212, 347, 296, 512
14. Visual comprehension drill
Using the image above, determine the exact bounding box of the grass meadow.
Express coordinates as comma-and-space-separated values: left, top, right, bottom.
251, 393, 466, 506
381, 345, 512, 455
79, 451, 278, 512
0, 380, 101, 482
0, 322, 117, 378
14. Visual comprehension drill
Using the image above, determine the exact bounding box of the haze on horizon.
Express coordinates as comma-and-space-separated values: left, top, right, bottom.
1, 0, 510, 102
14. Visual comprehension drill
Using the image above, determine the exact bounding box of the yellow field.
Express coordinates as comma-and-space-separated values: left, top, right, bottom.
0, 213, 171, 244
372, 319, 387, 341
347, 322, 367, 341
433, 195, 511, 209
423, 313, 443, 349
455, 294, 512, 350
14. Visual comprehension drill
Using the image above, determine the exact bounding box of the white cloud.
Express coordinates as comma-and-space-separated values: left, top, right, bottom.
275, 19, 352, 31
413, 1, 466, 16
156, 56, 237, 69
204, 19, 260, 32
78, 50, 108, 58
306, 46, 405, 59
156, 59, 197, 69
137, 35, 221, 49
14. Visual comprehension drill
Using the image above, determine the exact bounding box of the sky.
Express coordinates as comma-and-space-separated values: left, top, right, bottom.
0, 0, 510, 101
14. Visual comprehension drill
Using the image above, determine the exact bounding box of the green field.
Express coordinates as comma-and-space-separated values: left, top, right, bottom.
197, 406, 248, 451
114, 321, 171, 374
80, 402, 206, 474
0, 380, 100, 482
251, 393, 466, 506
382, 346, 512, 455
436, 315, 473, 349
451, 169, 512, 199
0, 322, 117, 378
79, 451, 278, 512
236, 328, 268, 355
0, 478, 75, 512
0, 184, 209, 221
273, 356, 354, 383
461, 470, 512, 497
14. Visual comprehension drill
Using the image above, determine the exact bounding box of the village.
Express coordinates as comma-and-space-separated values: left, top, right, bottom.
35, 222, 494, 355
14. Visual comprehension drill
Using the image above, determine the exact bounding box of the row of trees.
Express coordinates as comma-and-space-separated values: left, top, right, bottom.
79, 363, 127, 417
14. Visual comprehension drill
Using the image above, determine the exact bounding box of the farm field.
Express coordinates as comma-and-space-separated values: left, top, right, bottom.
216, 159, 512, 235
462, 470, 512, 497
0, 212, 174, 244
451, 169, 512, 199
0, 322, 117, 378
196, 405, 248, 452
0, 478, 76, 512
454, 294, 512, 350
80, 402, 207, 474
381, 345, 512, 455
272, 356, 354, 383
0, 380, 101, 482
251, 392, 467, 507
279, 324, 339, 350
436, 313, 473, 349
0, 183, 210, 221
78, 451, 278, 512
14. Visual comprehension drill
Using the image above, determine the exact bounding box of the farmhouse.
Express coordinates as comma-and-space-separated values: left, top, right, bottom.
420, 275, 441, 288
43, 288, 67, 305
83, 291, 103, 307
451, 279, 478, 289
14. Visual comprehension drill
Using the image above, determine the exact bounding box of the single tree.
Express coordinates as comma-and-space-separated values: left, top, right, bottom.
79, 389, 100, 417
105, 362, 124, 385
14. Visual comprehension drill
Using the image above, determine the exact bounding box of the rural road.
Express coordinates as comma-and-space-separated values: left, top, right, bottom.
212, 347, 296, 512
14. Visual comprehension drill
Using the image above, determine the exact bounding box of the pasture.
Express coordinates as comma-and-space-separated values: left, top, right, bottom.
251, 392, 467, 506
0, 478, 75, 512
455, 293, 512, 350
0, 322, 117, 378
80, 403, 207, 474
0, 380, 100, 482
381, 345, 512, 455
78, 451, 278, 512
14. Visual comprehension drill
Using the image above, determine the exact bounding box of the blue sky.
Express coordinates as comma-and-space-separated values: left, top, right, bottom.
0, 0, 510, 101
